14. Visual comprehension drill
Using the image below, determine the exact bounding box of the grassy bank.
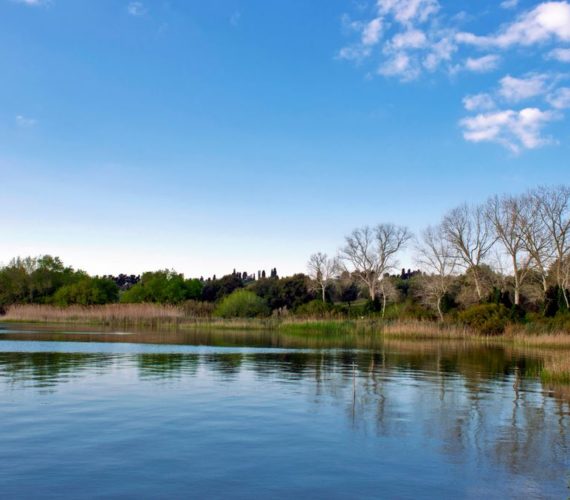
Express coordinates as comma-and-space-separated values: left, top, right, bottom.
2, 304, 570, 347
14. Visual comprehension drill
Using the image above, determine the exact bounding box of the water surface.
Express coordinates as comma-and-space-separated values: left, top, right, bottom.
0, 323, 569, 499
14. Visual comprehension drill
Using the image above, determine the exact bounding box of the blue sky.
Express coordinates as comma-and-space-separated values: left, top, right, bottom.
1, 0, 569, 277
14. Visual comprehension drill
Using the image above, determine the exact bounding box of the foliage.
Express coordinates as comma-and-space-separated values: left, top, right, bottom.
458, 304, 512, 335
201, 274, 243, 302
248, 274, 313, 310
295, 300, 333, 318
0, 255, 84, 306
52, 277, 119, 306
214, 290, 269, 318
121, 271, 202, 304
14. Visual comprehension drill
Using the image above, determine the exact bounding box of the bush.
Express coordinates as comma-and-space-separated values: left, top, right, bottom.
214, 290, 269, 318
52, 277, 119, 306
120, 271, 202, 304
458, 304, 511, 335
295, 300, 333, 318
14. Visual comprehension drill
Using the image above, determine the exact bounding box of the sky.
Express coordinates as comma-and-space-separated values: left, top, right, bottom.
1, 0, 569, 278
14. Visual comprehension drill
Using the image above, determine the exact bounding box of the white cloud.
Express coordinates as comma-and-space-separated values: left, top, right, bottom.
460, 107, 557, 153
339, 0, 570, 152
16, 115, 37, 127
338, 45, 372, 61
547, 47, 570, 62
547, 87, 570, 108
422, 35, 456, 71
127, 2, 147, 17
498, 74, 548, 102
464, 54, 501, 72
390, 29, 427, 49
362, 18, 383, 46
457, 1, 570, 48
377, 0, 440, 25
378, 52, 420, 80
463, 93, 496, 111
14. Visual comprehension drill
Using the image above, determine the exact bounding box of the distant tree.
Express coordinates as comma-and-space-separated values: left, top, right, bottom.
532, 185, 570, 308
53, 277, 119, 306
121, 270, 202, 304
485, 194, 532, 306
441, 204, 495, 301
214, 290, 269, 318
307, 252, 337, 302
200, 273, 243, 302
338, 280, 359, 308
339, 224, 411, 313
415, 225, 458, 320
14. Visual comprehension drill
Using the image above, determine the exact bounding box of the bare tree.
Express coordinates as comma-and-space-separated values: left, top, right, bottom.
415, 225, 458, 320
485, 194, 533, 306
441, 203, 495, 300
339, 224, 411, 315
533, 185, 570, 308
519, 192, 554, 298
307, 252, 337, 302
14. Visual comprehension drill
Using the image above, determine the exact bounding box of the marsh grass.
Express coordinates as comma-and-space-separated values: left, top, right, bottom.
3, 304, 185, 325
3, 304, 570, 349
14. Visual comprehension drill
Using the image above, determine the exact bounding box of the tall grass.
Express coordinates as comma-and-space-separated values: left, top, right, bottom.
3, 304, 185, 325
2, 305, 570, 349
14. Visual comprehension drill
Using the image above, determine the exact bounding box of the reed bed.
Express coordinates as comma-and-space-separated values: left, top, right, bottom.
2, 304, 185, 325
2, 305, 570, 350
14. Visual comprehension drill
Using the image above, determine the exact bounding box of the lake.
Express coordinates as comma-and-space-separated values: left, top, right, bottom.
0, 323, 569, 499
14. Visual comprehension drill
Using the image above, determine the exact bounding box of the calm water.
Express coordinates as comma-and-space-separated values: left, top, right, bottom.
0, 324, 569, 499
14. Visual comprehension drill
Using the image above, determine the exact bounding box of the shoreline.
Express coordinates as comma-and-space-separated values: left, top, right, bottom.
2, 310, 570, 349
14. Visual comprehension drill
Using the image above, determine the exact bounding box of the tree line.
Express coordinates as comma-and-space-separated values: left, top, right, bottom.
0, 185, 568, 332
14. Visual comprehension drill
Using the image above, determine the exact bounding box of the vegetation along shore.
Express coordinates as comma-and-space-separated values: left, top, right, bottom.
1, 184, 569, 341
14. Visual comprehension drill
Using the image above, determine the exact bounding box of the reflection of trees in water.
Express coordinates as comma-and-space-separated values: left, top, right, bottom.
0, 352, 114, 390
137, 354, 199, 380
1, 340, 569, 481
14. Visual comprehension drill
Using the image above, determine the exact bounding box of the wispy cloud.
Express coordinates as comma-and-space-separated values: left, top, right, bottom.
16, 115, 37, 127
339, 1, 570, 152
456, 1, 570, 48
500, 0, 518, 9
547, 87, 570, 109
463, 93, 496, 112
12, 0, 48, 6
460, 108, 558, 153
547, 47, 570, 63
464, 54, 501, 73
127, 2, 147, 17
498, 74, 550, 102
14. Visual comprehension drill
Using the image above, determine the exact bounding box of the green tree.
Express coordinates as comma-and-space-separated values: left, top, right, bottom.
214, 290, 269, 318
120, 270, 202, 304
53, 277, 119, 306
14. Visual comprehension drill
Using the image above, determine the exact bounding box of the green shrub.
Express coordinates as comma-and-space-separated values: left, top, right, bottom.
52, 277, 119, 306
214, 290, 269, 318
120, 271, 202, 304
458, 304, 511, 335
295, 300, 333, 318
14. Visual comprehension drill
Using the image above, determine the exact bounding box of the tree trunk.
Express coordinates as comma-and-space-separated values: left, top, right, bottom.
563, 287, 570, 309
436, 296, 444, 322
368, 282, 376, 302
382, 293, 387, 319
322, 285, 326, 303
473, 269, 482, 300
513, 256, 520, 306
